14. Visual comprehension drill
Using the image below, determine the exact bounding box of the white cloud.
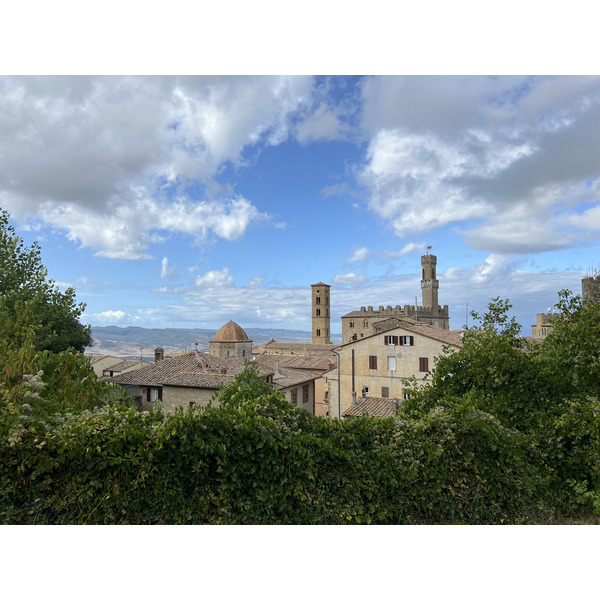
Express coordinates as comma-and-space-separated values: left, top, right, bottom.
86, 310, 129, 325
356, 76, 600, 255
0, 76, 315, 259
348, 246, 369, 262
160, 257, 176, 280
331, 272, 367, 285
249, 276, 266, 288
296, 103, 344, 144
195, 267, 235, 288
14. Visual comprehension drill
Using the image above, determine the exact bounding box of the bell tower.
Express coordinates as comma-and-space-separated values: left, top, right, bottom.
421, 254, 439, 308
311, 282, 331, 344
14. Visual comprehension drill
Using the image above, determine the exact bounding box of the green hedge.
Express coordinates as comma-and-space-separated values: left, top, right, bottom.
1, 390, 552, 525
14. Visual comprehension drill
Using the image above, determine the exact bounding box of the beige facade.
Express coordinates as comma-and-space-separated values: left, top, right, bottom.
88, 355, 125, 377
332, 318, 462, 417
162, 385, 216, 411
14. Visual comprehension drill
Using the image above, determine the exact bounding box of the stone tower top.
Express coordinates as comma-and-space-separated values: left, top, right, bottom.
421, 254, 439, 309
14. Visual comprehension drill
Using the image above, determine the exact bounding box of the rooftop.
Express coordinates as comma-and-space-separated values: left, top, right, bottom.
343, 396, 401, 418
212, 320, 251, 342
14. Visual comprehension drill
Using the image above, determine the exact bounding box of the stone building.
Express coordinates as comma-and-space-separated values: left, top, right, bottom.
330, 317, 463, 418
340, 254, 449, 343
109, 321, 323, 415
208, 320, 253, 359
530, 312, 555, 340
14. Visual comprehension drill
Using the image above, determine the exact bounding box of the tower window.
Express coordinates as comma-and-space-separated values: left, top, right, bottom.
316, 308, 321, 316
349, 321, 355, 328
316, 329, 321, 337
316, 297, 321, 305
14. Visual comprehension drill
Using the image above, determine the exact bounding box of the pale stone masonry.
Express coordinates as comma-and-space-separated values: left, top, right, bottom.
312, 282, 331, 344
331, 317, 463, 418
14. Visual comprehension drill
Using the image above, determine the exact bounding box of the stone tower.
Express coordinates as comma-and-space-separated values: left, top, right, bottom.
582, 273, 600, 303
421, 254, 439, 308
311, 282, 331, 344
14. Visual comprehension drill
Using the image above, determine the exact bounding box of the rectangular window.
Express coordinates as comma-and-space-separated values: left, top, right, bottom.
189, 401, 196, 408
291, 389, 298, 405
368, 355, 377, 370
399, 336, 414, 346
316, 308, 321, 316
349, 321, 355, 328
381, 386, 389, 398
316, 329, 321, 337
403, 392, 411, 400
384, 335, 398, 346
419, 357, 429, 372
150, 387, 162, 401
303, 385, 309, 403
387, 356, 396, 371
316, 297, 321, 305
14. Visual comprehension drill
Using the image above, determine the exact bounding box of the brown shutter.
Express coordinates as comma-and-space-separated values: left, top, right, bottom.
384, 336, 388, 345
393, 336, 398, 345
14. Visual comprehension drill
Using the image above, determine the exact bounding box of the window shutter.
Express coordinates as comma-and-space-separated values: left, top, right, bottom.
393, 336, 398, 345
409, 336, 414, 346
399, 336, 404, 346
384, 336, 388, 345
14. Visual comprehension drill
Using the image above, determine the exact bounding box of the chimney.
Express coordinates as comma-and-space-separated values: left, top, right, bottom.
154, 348, 164, 362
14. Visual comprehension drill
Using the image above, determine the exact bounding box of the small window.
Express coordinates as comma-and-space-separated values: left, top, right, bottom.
303, 385, 309, 403
316, 308, 321, 316
403, 392, 410, 400
369, 355, 377, 370
399, 336, 414, 346
387, 356, 396, 371
349, 321, 355, 328
189, 401, 196, 408
381, 387, 389, 398
316, 297, 321, 305
363, 320, 369, 328
419, 357, 429, 372
316, 329, 321, 337
291, 389, 298, 405
384, 335, 398, 346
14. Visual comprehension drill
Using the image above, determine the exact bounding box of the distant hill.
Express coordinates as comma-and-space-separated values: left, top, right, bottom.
88, 325, 338, 359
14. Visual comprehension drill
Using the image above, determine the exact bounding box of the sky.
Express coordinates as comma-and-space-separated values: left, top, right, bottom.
2, 74, 600, 337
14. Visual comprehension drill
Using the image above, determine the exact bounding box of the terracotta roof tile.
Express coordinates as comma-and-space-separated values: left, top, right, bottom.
343, 397, 401, 418
212, 321, 250, 342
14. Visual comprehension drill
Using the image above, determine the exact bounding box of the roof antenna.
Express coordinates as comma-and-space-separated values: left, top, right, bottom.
140, 347, 143, 361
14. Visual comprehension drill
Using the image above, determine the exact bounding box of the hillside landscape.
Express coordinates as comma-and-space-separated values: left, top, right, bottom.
88, 325, 334, 359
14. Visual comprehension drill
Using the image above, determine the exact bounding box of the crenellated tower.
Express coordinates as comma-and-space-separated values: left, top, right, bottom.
421, 254, 439, 308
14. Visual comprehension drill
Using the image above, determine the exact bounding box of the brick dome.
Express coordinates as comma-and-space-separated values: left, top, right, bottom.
212, 321, 250, 342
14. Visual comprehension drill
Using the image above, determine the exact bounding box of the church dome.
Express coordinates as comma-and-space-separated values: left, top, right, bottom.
212, 320, 250, 342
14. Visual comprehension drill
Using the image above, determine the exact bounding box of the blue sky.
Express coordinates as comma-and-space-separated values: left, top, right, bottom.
3, 75, 600, 337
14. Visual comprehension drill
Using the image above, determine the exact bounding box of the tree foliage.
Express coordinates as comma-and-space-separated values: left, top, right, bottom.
0, 208, 92, 353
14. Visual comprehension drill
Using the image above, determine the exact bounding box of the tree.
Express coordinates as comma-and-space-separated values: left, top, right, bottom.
0, 208, 92, 353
